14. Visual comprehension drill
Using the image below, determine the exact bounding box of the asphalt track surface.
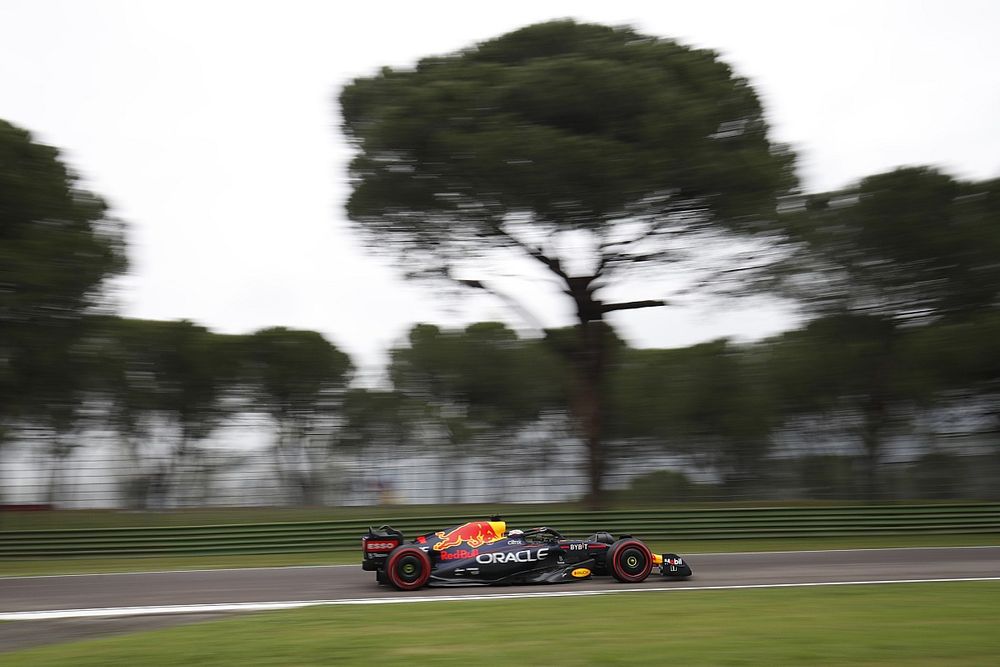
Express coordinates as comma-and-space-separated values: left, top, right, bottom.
2, 546, 999, 653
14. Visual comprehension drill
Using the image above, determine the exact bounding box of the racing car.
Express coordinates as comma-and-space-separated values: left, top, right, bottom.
361, 517, 692, 590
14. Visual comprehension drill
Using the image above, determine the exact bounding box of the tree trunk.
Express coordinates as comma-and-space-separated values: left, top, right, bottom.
860, 404, 884, 500
578, 369, 605, 508
572, 316, 611, 509
464, 268, 663, 508
861, 333, 896, 501
46, 451, 63, 507
45, 435, 73, 507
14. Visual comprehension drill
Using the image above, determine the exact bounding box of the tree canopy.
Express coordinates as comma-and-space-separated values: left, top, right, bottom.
390, 322, 560, 427
243, 327, 353, 504
780, 167, 1000, 325
770, 167, 1000, 497
340, 20, 796, 504
244, 327, 353, 421
0, 119, 127, 444
341, 20, 794, 286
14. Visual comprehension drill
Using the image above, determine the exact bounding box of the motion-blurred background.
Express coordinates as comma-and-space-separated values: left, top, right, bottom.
2, 1, 998, 511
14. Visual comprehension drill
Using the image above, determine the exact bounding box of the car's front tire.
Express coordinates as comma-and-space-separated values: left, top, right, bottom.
385, 546, 432, 591
607, 539, 653, 583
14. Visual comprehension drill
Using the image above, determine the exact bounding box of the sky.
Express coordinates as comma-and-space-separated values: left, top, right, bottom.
2, 0, 999, 381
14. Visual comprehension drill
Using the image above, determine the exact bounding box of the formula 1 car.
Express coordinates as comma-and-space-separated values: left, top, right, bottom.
361, 517, 692, 590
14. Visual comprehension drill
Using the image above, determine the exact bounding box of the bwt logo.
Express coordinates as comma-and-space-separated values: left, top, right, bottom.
475, 548, 549, 565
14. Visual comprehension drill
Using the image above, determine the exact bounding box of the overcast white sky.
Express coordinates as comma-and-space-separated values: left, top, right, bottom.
2, 0, 998, 380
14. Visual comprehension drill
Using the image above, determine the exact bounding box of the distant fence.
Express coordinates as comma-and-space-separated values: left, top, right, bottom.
3, 503, 999, 558
4, 431, 998, 510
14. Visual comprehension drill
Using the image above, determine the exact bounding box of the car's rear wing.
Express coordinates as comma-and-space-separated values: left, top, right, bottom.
361, 525, 404, 571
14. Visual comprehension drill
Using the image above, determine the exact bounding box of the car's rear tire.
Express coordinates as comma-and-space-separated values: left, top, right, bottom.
385, 546, 432, 591
607, 539, 653, 583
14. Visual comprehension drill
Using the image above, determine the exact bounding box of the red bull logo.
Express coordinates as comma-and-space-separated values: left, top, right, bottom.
433, 521, 506, 551
440, 548, 479, 561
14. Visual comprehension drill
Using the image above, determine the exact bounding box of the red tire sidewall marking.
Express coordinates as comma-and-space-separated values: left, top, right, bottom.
387, 547, 431, 590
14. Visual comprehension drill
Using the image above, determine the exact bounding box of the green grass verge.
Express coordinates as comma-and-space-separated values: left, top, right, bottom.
2, 534, 996, 577
4, 582, 999, 665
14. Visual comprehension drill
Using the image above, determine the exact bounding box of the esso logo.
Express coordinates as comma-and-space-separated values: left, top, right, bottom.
365, 541, 398, 552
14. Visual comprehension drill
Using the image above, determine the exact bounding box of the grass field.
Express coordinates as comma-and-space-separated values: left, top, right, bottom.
3, 581, 998, 665
3, 533, 998, 577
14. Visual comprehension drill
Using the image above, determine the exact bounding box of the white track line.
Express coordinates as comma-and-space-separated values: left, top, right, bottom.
4, 577, 1000, 621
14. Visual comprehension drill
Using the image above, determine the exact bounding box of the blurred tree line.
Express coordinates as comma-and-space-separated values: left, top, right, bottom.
338, 20, 999, 505
2, 20, 998, 507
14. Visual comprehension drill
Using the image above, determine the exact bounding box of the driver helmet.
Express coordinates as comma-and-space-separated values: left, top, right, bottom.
508, 529, 524, 539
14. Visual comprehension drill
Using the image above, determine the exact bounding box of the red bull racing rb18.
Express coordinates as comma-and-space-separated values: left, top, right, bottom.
361, 517, 692, 590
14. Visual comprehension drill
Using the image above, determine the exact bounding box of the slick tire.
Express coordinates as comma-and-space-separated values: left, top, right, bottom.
385, 546, 432, 591
607, 538, 653, 583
